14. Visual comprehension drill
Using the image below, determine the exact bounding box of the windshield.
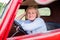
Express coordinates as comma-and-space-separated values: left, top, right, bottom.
0, 0, 10, 24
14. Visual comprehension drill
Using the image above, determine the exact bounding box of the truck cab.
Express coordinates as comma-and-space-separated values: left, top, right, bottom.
0, 0, 60, 40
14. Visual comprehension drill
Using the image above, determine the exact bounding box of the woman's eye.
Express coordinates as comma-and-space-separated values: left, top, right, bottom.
32, 13, 35, 14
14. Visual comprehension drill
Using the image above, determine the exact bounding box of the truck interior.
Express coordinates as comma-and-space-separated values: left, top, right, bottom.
0, 0, 60, 40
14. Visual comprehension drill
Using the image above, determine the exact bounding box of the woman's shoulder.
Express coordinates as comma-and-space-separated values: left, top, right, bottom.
35, 17, 44, 21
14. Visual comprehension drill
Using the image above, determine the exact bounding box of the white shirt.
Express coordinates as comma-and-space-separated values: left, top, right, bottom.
16, 18, 47, 34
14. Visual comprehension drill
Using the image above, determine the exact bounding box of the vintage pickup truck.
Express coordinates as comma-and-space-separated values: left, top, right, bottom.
0, 0, 60, 40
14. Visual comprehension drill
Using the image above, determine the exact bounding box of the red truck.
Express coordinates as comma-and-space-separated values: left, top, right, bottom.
0, 0, 60, 40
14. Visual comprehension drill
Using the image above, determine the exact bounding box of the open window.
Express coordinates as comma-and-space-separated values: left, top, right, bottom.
8, 7, 51, 37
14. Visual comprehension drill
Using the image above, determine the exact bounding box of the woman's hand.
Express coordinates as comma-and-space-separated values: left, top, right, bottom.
16, 12, 26, 20
24, 12, 26, 16
16, 26, 19, 31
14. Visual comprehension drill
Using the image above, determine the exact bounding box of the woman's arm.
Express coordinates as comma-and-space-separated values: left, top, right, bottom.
16, 12, 26, 20
21, 18, 47, 31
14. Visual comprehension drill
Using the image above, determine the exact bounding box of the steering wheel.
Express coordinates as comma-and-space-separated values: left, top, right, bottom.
11, 20, 28, 37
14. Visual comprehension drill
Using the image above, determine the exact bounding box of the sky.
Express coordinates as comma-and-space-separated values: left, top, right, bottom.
0, 0, 9, 3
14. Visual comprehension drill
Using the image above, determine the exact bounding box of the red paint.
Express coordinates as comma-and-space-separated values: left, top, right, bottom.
7, 29, 60, 40
0, 0, 60, 40
0, 0, 22, 40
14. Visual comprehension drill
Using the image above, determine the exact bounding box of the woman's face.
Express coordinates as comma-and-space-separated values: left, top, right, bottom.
26, 9, 37, 21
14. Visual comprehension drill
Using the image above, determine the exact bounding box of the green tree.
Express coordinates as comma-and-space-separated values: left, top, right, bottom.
0, 2, 6, 16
